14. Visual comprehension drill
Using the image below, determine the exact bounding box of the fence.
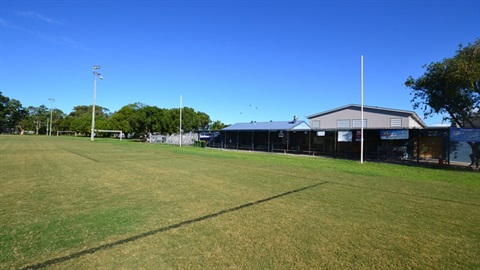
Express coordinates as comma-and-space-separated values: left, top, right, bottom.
149, 133, 198, 146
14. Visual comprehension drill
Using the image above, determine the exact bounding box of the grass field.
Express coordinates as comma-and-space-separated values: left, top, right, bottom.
0, 135, 479, 269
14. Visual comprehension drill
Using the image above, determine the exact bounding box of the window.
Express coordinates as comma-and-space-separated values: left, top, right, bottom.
312, 120, 320, 128
337, 119, 350, 128
390, 118, 402, 127
352, 119, 367, 128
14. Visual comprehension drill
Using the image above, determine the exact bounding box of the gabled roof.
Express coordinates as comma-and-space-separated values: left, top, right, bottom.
222, 120, 311, 131
307, 104, 426, 127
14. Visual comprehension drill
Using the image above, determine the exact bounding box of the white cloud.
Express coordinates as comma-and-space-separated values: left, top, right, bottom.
0, 17, 30, 32
1, 15, 83, 49
16, 11, 62, 25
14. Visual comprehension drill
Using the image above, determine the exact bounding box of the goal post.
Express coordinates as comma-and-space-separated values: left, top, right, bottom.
95, 130, 124, 141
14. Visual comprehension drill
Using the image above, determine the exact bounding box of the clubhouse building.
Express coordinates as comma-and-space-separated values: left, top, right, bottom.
203, 104, 479, 165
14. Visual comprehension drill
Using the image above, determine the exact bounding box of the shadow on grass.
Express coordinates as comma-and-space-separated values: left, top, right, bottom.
373, 159, 479, 173
60, 148, 100, 162
21, 181, 329, 270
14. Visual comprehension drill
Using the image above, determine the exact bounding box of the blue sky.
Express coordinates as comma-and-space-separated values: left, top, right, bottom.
1, 0, 479, 126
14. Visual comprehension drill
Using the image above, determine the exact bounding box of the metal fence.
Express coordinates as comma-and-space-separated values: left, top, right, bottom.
149, 133, 198, 146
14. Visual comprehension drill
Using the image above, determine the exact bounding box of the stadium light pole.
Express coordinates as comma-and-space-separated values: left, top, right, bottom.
48, 98, 55, 136
91, 65, 103, 142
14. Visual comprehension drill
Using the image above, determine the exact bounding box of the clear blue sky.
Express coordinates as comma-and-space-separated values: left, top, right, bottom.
1, 0, 479, 126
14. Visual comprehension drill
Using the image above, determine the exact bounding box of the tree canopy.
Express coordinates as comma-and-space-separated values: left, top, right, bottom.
108, 103, 212, 135
405, 38, 480, 128
0, 92, 223, 136
405, 38, 480, 164
0, 92, 27, 133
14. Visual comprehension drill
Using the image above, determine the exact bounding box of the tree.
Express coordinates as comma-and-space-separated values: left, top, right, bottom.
195, 111, 211, 130
0, 92, 8, 132
405, 39, 480, 127
58, 110, 73, 132
109, 103, 141, 135
405, 38, 480, 163
51, 108, 66, 135
27, 105, 48, 134
0, 93, 26, 133
109, 103, 213, 136
179, 107, 198, 132
210, 120, 226, 130
155, 108, 174, 134
68, 105, 109, 134
137, 105, 169, 134
168, 107, 212, 133
70, 114, 92, 134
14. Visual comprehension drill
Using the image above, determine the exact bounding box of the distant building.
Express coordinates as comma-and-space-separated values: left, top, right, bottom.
220, 116, 312, 152
223, 117, 310, 132
207, 104, 478, 166
306, 104, 426, 130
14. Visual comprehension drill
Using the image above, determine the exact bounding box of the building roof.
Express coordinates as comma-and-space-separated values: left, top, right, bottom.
466, 113, 480, 128
306, 104, 427, 128
222, 120, 312, 131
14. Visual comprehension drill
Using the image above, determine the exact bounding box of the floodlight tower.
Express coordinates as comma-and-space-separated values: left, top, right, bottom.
91, 65, 103, 141
48, 98, 55, 136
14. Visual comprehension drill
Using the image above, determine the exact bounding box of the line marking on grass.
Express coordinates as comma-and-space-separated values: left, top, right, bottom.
331, 182, 480, 207
59, 148, 100, 162
20, 181, 329, 270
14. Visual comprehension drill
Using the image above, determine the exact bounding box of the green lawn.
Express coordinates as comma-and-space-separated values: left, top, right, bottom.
0, 135, 479, 269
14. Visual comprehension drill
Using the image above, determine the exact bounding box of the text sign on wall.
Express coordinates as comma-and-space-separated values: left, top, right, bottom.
450, 128, 480, 142
380, 129, 409, 140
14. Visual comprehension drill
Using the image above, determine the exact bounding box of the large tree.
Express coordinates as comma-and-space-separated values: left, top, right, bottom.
405, 39, 480, 127
210, 120, 226, 130
0, 92, 8, 131
405, 38, 480, 164
27, 105, 48, 134
109, 103, 212, 136
0, 92, 26, 133
109, 103, 142, 135
68, 105, 109, 134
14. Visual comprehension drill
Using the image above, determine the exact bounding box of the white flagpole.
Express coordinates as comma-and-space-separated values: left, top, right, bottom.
179, 95, 182, 147
361, 55, 364, 164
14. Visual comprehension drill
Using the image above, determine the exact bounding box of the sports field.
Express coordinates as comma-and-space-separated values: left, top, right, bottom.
0, 135, 478, 269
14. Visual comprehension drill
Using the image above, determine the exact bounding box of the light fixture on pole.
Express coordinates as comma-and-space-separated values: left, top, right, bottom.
91, 65, 103, 142
48, 98, 55, 136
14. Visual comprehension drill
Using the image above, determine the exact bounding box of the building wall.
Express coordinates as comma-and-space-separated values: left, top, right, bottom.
309, 108, 421, 129
408, 116, 424, 129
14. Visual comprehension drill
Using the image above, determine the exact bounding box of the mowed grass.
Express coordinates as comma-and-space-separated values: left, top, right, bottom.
0, 135, 479, 269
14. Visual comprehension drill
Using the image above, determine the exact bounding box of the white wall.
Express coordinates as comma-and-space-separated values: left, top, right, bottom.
309, 107, 421, 129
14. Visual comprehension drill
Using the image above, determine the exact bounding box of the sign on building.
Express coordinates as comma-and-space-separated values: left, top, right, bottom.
450, 128, 480, 142
380, 129, 409, 140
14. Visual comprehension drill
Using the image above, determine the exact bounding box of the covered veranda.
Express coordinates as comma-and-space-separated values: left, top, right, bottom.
220, 119, 313, 154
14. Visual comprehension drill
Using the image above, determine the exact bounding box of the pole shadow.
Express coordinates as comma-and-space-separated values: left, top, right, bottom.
21, 181, 329, 270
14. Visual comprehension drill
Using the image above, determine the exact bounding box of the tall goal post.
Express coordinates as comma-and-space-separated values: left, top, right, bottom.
95, 130, 124, 141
